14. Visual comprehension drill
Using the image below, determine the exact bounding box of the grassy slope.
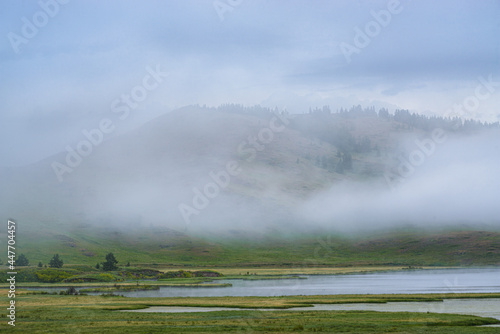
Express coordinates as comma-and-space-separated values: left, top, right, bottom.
9, 225, 500, 267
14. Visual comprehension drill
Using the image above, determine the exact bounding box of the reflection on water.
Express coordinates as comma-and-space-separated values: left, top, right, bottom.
122, 268, 500, 298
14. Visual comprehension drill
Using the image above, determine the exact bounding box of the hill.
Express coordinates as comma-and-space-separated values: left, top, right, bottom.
0, 104, 499, 266
4, 226, 500, 267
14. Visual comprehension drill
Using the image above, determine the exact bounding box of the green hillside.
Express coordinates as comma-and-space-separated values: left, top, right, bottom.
8, 225, 500, 267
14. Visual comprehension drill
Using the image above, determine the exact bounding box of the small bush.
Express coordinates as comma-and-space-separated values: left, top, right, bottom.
99, 273, 118, 282
36, 268, 73, 283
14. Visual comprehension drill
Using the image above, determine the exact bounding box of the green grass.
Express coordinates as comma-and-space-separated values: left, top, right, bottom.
8, 225, 500, 268
2, 293, 500, 333
0, 267, 226, 284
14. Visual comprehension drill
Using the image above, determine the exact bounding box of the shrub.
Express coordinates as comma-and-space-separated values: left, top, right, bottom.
99, 273, 119, 282
0, 268, 38, 282
36, 268, 73, 283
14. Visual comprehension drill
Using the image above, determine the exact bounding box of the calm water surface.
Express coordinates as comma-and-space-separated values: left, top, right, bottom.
123, 268, 500, 298
125, 298, 500, 321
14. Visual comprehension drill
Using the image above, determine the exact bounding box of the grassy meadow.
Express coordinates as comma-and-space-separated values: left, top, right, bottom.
2, 226, 499, 332
2, 292, 500, 333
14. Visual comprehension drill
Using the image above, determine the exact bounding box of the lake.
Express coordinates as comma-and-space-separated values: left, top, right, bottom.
120, 268, 500, 323
121, 268, 500, 298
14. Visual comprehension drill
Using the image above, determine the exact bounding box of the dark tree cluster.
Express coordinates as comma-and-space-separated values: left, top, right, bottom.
49, 254, 63, 268
335, 152, 352, 174
308, 105, 331, 116
307, 105, 377, 119
338, 105, 377, 118
16, 254, 29, 266
391, 108, 499, 132
303, 104, 499, 132
102, 253, 118, 271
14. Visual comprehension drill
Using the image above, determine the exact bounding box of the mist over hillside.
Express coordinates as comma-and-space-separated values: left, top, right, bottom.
1, 104, 499, 238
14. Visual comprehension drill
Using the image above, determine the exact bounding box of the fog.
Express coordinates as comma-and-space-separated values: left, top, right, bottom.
1, 1, 499, 238
300, 131, 500, 232
1, 106, 499, 237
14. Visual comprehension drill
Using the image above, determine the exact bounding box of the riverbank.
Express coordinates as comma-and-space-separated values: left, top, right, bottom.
160, 265, 442, 276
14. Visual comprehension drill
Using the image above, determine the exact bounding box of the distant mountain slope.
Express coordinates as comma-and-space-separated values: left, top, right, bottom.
1, 105, 499, 237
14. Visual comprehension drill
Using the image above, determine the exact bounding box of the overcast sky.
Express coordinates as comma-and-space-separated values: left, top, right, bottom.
1, 0, 499, 166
